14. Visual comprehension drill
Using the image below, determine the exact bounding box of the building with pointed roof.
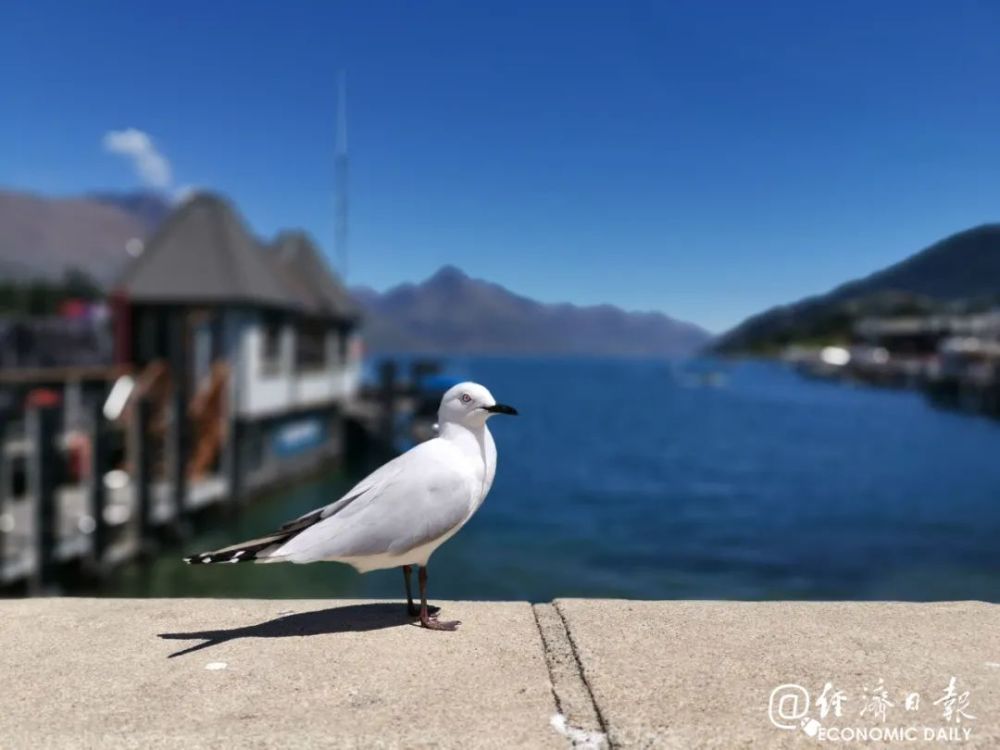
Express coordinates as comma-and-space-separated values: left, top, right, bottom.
118, 194, 292, 309
270, 230, 360, 320
112, 192, 363, 492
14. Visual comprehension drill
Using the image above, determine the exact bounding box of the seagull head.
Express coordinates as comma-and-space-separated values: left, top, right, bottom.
438, 381, 518, 427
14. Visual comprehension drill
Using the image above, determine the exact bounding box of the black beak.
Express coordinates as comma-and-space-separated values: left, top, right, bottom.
484, 403, 518, 416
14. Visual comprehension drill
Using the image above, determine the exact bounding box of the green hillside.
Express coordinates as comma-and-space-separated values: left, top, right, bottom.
715, 224, 1000, 353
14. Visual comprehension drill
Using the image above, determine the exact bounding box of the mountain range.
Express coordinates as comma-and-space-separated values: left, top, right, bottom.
18, 186, 1000, 358
714, 223, 1000, 353
354, 266, 710, 356
0, 188, 710, 356
0, 188, 168, 283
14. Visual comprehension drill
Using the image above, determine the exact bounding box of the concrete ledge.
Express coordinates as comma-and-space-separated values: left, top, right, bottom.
555, 599, 1000, 749
1, 599, 998, 748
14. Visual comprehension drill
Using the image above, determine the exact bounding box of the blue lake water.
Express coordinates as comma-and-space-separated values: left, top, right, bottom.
109, 357, 1000, 602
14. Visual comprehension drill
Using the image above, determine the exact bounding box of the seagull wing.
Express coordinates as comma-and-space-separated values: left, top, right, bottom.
271, 438, 475, 563
275, 448, 411, 534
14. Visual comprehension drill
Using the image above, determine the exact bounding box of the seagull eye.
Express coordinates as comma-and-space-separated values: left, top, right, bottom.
460, 393, 471, 404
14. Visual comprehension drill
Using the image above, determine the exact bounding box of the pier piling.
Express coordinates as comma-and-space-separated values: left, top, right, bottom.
378, 360, 398, 448
87, 398, 109, 567
134, 397, 153, 544
28, 405, 58, 592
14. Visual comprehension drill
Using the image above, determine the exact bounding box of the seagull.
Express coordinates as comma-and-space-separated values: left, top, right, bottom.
185, 382, 518, 631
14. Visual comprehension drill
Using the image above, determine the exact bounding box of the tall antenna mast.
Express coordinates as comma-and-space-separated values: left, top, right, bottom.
335, 70, 349, 279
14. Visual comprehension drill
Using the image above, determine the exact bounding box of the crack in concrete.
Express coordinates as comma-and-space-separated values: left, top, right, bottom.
533, 603, 609, 749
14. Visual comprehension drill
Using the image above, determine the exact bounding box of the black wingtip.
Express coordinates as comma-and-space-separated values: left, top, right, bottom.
185, 553, 216, 565
183, 548, 263, 566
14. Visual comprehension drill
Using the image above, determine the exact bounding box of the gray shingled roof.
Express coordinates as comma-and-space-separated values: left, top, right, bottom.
270, 231, 360, 320
116, 193, 293, 309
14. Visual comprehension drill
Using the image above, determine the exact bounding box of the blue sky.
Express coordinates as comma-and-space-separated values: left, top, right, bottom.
4, 1, 1000, 332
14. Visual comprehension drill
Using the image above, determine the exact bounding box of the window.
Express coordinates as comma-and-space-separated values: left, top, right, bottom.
260, 318, 283, 376
296, 320, 327, 371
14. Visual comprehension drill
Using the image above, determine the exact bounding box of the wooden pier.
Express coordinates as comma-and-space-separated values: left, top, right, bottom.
0, 370, 235, 591
0, 358, 439, 593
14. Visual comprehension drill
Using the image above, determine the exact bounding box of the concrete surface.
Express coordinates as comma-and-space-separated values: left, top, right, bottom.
0, 599, 560, 750
1, 599, 998, 749
555, 600, 1000, 749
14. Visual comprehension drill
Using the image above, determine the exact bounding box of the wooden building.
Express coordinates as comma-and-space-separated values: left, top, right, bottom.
0, 193, 367, 590
113, 192, 362, 496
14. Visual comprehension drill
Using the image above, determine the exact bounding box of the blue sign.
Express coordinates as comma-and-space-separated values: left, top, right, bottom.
273, 418, 326, 456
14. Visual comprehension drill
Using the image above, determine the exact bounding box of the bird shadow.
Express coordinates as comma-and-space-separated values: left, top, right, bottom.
158, 603, 414, 658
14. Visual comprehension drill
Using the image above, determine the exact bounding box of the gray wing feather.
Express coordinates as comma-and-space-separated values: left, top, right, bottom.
273, 439, 473, 562
278, 455, 408, 532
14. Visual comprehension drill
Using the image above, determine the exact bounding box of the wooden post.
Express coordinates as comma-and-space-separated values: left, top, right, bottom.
110, 290, 132, 366
134, 397, 153, 541
0, 418, 8, 574
218, 309, 242, 512
225, 417, 242, 512
379, 360, 397, 449
28, 405, 58, 591
87, 397, 109, 565
327, 404, 343, 460
168, 311, 188, 520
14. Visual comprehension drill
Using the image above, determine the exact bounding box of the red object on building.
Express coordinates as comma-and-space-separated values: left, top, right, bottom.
59, 298, 88, 319
25, 388, 61, 409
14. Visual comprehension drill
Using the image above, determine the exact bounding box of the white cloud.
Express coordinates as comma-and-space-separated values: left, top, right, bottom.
102, 128, 173, 190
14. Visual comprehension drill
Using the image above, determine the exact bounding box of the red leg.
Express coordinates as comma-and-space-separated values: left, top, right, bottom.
418, 565, 459, 631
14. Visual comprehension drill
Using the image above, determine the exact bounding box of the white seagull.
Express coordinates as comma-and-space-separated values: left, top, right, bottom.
185, 382, 518, 631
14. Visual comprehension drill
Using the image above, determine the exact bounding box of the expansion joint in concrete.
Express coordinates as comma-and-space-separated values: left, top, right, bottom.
533, 602, 609, 749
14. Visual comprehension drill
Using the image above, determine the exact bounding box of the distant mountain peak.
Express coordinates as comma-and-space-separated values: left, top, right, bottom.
354, 266, 710, 357
426, 264, 470, 285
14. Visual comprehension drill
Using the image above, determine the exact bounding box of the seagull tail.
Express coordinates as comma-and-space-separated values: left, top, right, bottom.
183, 533, 291, 565
184, 506, 328, 565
